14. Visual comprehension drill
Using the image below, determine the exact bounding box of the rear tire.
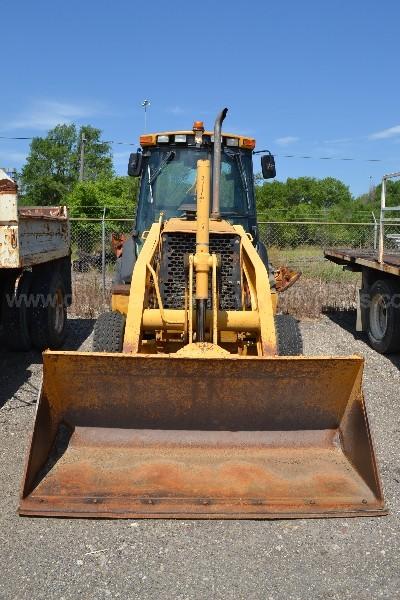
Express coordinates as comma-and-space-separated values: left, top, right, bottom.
93, 311, 125, 352
275, 314, 303, 356
367, 279, 400, 354
30, 269, 67, 351
1, 271, 33, 351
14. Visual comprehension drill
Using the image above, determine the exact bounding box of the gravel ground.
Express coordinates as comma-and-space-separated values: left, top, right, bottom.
0, 313, 399, 600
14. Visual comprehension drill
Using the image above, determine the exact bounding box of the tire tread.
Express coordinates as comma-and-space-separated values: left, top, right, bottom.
275, 314, 303, 356
93, 311, 125, 352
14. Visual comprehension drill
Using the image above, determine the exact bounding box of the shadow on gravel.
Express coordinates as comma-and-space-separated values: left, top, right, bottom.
62, 317, 95, 350
0, 350, 41, 410
0, 318, 95, 409
326, 309, 400, 370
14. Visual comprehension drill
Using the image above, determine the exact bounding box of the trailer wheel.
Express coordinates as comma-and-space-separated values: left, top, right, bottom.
275, 314, 303, 356
93, 311, 125, 352
30, 269, 67, 350
1, 271, 33, 351
367, 279, 400, 354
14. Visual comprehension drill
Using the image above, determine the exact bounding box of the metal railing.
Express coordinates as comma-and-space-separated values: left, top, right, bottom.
378, 171, 400, 263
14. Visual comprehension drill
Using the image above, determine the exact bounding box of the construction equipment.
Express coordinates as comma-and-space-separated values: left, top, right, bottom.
19, 110, 386, 519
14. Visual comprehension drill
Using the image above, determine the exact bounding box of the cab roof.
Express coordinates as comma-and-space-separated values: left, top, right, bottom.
139, 131, 256, 150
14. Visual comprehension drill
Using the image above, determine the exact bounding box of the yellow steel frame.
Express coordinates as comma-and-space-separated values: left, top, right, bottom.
111, 294, 129, 314
115, 221, 278, 356
234, 225, 277, 356
122, 222, 161, 354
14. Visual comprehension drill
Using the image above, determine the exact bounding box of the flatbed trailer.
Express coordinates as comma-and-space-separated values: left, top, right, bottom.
325, 171, 400, 354
0, 169, 71, 351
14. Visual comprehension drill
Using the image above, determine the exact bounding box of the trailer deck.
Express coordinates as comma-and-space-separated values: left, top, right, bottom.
324, 248, 400, 276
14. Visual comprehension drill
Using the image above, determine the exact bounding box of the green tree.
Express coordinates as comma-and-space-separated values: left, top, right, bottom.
256, 175, 360, 247
66, 176, 138, 251
256, 176, 353, 216
77, 125, 113, 181
20, 124, 113, 204
373, 179, 400, 207
66, 176, 138, 219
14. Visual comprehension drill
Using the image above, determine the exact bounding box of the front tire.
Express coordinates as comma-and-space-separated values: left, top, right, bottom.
93, 311, 125, 352
275, 314, 303, 356
367, 279, 400, 354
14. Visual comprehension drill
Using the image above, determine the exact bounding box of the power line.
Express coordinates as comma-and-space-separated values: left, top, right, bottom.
0, 135, 399, 163
0, 135, 136, 146
276, 154, 384, 163
0, 136, 33, 140
254, 149, 395, 163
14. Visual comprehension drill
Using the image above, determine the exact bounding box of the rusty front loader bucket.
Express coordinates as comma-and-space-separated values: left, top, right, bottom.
19, 352, 386, 519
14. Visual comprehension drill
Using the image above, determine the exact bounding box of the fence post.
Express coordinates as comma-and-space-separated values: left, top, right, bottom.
102, 207, 106, 298
372, 211, 378, 250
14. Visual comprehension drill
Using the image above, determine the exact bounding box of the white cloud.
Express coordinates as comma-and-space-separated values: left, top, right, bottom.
275, 136, 299, 146
6, 100, 99, 131
369, 125, 400, 140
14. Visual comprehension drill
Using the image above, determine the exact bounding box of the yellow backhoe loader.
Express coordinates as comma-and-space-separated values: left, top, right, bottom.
19, 109, 386, 519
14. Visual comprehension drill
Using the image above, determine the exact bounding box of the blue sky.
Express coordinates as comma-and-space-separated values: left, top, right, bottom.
1, 0, 399, 196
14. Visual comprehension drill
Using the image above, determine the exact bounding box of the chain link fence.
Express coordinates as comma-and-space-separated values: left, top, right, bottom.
70, 217, 385, 275
69, 217, 400, 316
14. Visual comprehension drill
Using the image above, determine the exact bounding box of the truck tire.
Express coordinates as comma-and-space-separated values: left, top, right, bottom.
93, 311, 125, 352
1, 271, 33, 351
30, 268, 67, 350
275, 314, 303, 356
367, 279, 400, 354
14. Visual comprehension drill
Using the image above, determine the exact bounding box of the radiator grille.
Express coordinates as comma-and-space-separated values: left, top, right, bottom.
159, 233, 242, 310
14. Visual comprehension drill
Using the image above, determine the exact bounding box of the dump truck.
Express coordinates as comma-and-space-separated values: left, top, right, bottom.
325, 171, 400, 354
19, 110, 386, 520
0, 169, 71, 351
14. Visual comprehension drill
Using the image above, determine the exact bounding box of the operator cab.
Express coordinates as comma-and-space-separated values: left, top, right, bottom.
116, 121, 276, 285
128, 123, 264, 242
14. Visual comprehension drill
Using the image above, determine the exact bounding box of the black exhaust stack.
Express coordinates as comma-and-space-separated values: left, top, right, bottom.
211, 107, 228, 219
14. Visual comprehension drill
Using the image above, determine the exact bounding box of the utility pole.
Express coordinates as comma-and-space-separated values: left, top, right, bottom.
79, 133, 86, 181
141, 99, 151, 131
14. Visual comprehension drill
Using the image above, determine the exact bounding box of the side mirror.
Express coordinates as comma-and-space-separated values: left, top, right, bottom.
128, 151, 143, 177
261, 152, 276, 179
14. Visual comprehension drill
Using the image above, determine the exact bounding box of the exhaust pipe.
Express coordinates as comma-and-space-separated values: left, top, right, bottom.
211, 107, 228, 219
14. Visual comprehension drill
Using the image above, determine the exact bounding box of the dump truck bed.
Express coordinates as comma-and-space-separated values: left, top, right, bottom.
324, 248, 400, 276
0, 206, 70, 269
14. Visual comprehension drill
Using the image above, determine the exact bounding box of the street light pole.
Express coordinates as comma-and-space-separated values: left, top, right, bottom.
141, 99, 151, 131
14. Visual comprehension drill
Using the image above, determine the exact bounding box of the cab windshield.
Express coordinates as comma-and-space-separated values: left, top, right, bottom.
135, 147, 255, 233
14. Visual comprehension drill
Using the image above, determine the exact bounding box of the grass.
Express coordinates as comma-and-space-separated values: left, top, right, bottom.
269, 246, 360, 317
277, 276, 359, 319
70, 271, 110, 318
269, 245, 360, 283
